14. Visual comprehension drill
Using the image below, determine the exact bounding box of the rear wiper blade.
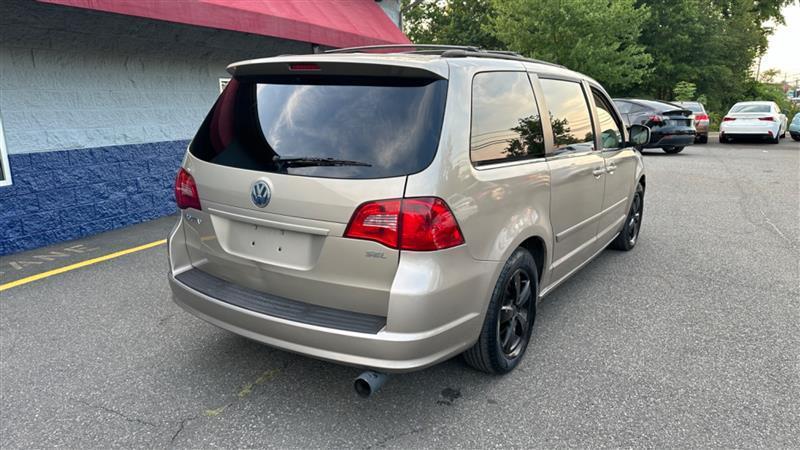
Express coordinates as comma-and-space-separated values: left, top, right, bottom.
273, 157, 372, 168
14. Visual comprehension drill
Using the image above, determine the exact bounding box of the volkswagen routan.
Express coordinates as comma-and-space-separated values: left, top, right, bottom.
168, 45, 649, 376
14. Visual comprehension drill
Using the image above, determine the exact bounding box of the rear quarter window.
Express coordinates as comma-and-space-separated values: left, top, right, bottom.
470, 71, 545, 166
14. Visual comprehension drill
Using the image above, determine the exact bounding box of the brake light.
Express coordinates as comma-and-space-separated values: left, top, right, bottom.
175, 168, 201, 210
344, 197, 464, 251
648, 115, 664, 123
694, 114, 709, 121
289, 63, 320, 71
722, 117, 736, 122
758, 116, 776, 122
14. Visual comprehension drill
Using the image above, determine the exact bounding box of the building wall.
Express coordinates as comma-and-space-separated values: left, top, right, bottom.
0, 0, 312, 255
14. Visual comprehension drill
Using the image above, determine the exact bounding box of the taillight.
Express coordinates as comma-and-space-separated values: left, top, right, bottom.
175, 168, 201, 210
722, 117, 736, 122
758, 116, 776, 122
695, 114, 709, 121
648, 115, 664, 123
344, 197, 464, 251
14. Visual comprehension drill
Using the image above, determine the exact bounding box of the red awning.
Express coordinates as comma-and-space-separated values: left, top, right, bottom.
36, 0, 411, 48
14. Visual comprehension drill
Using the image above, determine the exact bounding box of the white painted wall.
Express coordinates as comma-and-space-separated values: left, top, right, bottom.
0, 0, 311, 155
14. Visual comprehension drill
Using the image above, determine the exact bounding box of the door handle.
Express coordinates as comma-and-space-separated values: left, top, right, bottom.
592, 167, 605, 178
606, 163, 617, 174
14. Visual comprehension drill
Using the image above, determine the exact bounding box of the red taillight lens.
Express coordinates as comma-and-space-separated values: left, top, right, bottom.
648, 115, 664, 123
343, 199, 401, 249
344, 197, 465, 251
695, 114, 709, 121
722, 117, 736, 122
758, 116, 776, 122
174, 168, 201, 210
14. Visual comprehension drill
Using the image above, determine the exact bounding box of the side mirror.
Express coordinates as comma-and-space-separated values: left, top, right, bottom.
628, 124, 650, 148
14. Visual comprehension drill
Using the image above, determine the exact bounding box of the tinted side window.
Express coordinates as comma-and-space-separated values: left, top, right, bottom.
539, 79, 594, 153
592, 91, 624, 149
470, 72, 545, 166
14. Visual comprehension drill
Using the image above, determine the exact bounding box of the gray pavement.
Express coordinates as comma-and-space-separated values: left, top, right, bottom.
1, 137, 799, 448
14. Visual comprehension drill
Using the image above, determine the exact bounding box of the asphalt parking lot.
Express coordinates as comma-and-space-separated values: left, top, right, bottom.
1, 136, 798, 448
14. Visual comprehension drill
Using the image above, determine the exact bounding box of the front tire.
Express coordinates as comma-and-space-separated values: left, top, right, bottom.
610, 183, 644, 251
663, 146, 684, 154
791, 133, 800, 142
463, 248, 537, 374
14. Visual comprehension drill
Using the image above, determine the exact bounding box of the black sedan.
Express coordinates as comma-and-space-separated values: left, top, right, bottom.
613, 99, 696, 154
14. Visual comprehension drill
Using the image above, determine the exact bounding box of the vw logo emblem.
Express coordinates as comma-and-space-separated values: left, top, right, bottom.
250, 180, 271, 208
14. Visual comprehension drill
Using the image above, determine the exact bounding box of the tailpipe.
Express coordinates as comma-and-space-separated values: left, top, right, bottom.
354, 371, 390, 398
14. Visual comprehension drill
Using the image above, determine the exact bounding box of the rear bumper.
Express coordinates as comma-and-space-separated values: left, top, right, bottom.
720, 122, 779, 136
647, 131, 695, 148
168, 218, 499, 372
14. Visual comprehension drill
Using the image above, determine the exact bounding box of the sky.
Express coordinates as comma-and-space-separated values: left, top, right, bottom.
759, 3, 800, 82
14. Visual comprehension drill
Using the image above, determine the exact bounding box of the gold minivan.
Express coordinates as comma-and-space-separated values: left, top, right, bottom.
168, 45, 649, 383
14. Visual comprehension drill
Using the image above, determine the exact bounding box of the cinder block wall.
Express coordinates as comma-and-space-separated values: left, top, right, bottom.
0, 0, 311, 255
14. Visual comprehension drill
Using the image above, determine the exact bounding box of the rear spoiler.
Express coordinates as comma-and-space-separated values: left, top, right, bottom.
227, 57, 448, 80
662, 108, 692, 117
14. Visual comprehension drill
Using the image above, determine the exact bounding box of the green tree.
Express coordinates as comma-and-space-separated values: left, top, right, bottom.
673, 81, 697, 101
401, 0, 504, 49
488, 0, 652, 91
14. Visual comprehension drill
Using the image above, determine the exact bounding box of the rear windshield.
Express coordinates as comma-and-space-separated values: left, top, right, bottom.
730, 104, 770, 113
679, 103, 704, 113
189, 76, 447, 179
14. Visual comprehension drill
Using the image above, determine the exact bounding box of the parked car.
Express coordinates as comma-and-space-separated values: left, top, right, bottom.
613, 98, 695, 153
719, 101, 787, 144
168, 46, 648, 394
788, 113, 800, 141
675, 101, 709, 143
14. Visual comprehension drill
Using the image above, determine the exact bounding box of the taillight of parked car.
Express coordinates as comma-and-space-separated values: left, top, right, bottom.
647, 115, 666, 124
175, 168, 202, 210
758, 116, 777, 122
344, 197, 464, 251
694, 113, 709, 121
722, 117, 736, 122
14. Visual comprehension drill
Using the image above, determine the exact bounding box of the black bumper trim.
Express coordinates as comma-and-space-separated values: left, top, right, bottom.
175, 269, 387, 334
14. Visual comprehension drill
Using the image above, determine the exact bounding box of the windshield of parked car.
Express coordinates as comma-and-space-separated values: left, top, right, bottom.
730, 104, 771, 113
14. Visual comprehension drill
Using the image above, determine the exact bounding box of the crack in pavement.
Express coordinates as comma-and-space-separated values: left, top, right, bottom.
705, 147, 798, 250
170, 415, 199, 443
70, 398, 157, 428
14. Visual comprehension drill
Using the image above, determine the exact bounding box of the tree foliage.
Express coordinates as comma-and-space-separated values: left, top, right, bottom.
401, 0, 793, 115
673, 81, 697, 101
488, 0, 652, 92
402, 0, 503, 49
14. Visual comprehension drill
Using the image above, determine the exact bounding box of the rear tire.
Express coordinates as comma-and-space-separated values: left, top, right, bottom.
791, 134, 800, 142
770, 133, 780, 144
698, 135, 708, 144
720, 134, 731, 144
463, 248, 537, 374
610, 183, 644, 251
663, 146, 684, 154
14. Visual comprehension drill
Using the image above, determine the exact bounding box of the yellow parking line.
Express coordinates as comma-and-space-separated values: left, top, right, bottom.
0, 239, 167, 292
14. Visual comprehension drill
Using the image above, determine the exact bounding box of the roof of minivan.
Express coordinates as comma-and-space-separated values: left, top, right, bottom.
227, 51, 595, 85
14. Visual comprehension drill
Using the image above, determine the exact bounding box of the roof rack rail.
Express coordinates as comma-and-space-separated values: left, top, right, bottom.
325, 44, 482, 54
440, 49, 565, 69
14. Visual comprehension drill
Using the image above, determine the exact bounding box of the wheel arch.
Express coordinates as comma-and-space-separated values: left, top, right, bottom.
518, 235, 546, 284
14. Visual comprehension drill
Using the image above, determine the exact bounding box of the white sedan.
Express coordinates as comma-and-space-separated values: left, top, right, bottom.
719, 101, 788, 144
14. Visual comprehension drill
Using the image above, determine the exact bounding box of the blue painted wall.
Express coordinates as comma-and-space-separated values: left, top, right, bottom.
0, 141, 187, 256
